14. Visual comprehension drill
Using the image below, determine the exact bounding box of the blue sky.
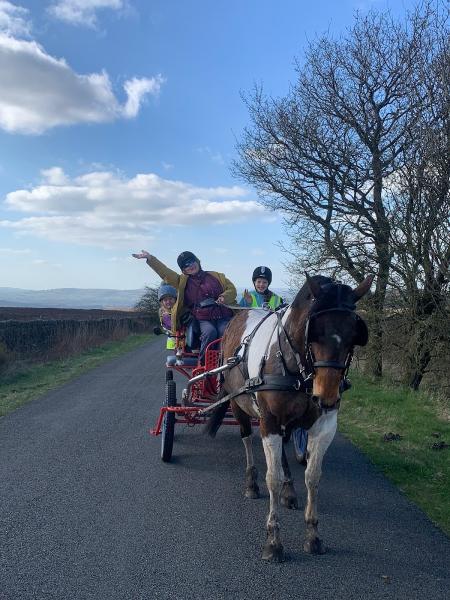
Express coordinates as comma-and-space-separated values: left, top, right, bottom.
0, 0, 417, 291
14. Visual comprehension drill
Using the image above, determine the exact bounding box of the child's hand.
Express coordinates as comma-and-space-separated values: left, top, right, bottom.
243, 289, 252, 304
132, 250, 151, 260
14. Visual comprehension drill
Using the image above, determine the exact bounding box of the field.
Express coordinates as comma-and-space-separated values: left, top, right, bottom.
0, 307, 137, 321
0, 307, 156, 364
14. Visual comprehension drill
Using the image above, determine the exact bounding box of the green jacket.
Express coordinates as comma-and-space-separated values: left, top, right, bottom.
146, 255, 237, 331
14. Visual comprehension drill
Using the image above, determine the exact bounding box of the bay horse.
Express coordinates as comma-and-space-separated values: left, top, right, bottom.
206, 274, 372, 561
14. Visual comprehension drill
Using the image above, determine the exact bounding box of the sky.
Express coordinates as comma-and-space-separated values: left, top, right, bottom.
0, 0, 418, 291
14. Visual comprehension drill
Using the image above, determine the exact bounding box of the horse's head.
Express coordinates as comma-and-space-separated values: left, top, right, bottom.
292, 274, 373, 409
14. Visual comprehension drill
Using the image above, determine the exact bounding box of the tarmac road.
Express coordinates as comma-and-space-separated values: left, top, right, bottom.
1, 338, 449, 600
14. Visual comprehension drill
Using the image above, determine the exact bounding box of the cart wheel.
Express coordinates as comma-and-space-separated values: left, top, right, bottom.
161, 379, 176, 462
166, 369, 173, 382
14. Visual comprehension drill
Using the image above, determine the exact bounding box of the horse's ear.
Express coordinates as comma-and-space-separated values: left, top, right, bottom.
305, 272, 322, 299
352, 275, 374, 301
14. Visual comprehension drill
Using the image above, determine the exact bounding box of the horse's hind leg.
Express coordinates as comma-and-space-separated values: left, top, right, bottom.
261, 433, 284, 562
280, 441, 298, 510
303, 411, 337, 555
232, 402, 259, 499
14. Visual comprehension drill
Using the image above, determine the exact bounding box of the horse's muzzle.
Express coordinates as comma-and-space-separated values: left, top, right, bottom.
311, 395, 341, 412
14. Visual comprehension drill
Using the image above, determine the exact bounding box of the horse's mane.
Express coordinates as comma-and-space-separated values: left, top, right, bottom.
292, 275, 356, 315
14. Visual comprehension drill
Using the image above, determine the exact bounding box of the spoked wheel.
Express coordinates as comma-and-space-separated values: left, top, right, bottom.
161, 377, 176, 462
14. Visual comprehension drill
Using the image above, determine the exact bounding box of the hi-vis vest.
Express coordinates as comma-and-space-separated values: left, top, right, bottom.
160, 313, 176, 350
250, 292, 282, 310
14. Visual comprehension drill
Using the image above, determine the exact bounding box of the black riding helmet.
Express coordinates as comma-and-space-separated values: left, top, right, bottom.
252, 266, 272, 286
177, 251, 200, 270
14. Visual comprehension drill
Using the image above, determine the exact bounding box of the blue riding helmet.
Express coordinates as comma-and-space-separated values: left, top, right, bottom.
158, 284, 177, 302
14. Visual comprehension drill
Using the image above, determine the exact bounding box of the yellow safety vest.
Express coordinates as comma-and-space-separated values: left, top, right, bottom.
250, 292, 282, 310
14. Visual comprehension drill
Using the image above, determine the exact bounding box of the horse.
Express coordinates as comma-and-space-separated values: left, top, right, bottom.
206, 273, 372, 562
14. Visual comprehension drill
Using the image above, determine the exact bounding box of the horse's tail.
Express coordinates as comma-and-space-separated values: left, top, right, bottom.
205, 399, 230, 438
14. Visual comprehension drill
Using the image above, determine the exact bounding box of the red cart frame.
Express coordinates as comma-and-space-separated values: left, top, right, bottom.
150, 328, 257, 462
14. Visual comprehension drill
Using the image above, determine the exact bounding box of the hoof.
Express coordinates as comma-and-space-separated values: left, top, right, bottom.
303, 537, 325, 555
262, 542, 285, 562
280, 494, 298, 510
245, 488, 259, 499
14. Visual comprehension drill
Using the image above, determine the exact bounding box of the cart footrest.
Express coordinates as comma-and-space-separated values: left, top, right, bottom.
166, 355, 199, 367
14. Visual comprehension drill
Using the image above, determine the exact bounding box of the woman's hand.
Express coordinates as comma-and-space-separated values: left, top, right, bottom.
216, 295, 225, 304
132, 250, 151, 260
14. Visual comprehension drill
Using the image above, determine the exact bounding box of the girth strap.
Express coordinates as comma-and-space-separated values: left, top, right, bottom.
197, 373, 306, 416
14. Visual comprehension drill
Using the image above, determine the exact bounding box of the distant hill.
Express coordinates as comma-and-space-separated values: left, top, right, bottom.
0, 286, 292, 310
0, 287, 145, 309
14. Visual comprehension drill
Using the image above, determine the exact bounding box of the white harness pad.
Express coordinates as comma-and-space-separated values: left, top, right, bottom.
233, 308, 292, 418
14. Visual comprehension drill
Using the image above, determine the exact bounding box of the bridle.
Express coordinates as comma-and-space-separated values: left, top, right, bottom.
304, 307, 356, 376
271, 291, 362, 411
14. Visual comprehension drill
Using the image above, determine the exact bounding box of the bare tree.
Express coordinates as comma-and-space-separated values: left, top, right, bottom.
135, 286, 160, 319
233, 1, 446, 378
388, 14, 450, 388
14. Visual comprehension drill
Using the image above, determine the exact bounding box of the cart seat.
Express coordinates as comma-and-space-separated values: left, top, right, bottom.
166, 355, 199, 367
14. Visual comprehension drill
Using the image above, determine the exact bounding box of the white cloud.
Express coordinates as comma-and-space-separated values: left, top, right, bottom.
31, 258, 63, 268
123, 75, 165, 118
41, 167, 70, 186
0, 1, 30, 37
1, 168, 266, 248
0, 246, 31, 254
48, 0, 125, 27
0, 29, 163, 134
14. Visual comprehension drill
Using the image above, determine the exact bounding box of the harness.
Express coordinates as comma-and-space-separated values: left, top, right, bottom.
196, 288, 359, 416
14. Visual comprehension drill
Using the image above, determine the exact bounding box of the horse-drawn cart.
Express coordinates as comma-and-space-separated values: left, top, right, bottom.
150, 331, 253, 462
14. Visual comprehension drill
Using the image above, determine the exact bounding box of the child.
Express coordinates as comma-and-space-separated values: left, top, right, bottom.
158, 284, 177, 350
239, 266, 283, 310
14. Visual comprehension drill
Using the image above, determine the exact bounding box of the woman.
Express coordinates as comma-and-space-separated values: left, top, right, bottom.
132, 250, 236, 361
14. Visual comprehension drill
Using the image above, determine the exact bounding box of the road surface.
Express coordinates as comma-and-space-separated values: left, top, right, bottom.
1, 338, 449, 599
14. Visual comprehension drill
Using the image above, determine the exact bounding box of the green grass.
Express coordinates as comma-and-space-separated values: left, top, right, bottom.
340, 372, 450, 536
0, 334, 151, 417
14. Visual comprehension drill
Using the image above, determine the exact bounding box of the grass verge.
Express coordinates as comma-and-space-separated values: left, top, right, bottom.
0, 334, 151, 418
340, 372, 450, 536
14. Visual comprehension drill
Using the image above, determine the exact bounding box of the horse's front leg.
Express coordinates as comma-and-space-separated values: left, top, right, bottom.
242, 433, 259, 498
303, 411, 337, 555
280, 440, 298, 509
232, 401, 259, 499
261, 433, 284, 562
